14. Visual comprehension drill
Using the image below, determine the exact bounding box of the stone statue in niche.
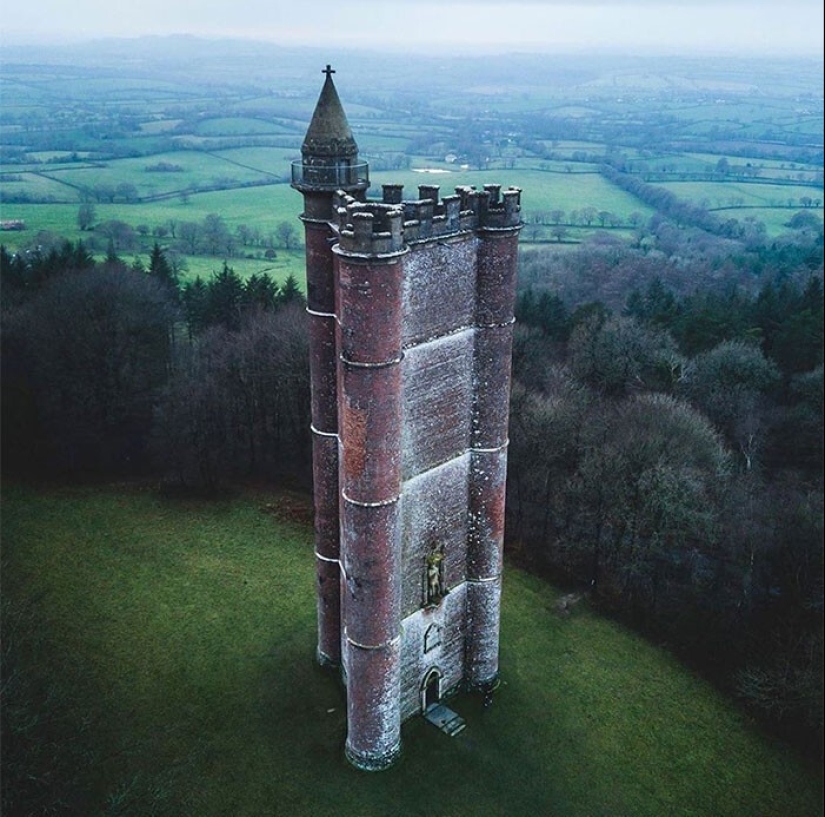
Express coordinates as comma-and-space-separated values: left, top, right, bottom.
425, 547, 446, 605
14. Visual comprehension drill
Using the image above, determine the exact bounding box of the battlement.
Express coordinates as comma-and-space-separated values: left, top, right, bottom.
333, 196, 406, 256
333, 184, 522, 255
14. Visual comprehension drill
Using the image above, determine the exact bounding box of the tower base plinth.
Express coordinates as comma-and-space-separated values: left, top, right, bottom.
344, 741, 401, 772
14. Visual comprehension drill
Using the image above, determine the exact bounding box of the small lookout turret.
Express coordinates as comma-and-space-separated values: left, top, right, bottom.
291, 65, 369, 198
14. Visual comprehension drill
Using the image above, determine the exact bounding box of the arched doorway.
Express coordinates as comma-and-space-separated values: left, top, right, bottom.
421, 668, 441, 712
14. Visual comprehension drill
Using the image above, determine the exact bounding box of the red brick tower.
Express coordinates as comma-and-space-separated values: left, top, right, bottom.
291, 65, 370, 670
293, 69, 521, 771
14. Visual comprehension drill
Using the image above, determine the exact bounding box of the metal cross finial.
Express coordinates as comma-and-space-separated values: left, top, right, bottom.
323, 64, 336, 77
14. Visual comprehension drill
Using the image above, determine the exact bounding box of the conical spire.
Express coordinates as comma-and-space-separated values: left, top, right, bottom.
302, 66, 358, 161
292, 66, 368, 196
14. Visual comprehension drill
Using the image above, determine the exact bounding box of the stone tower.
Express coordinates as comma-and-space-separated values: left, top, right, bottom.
292, 67, 521, 771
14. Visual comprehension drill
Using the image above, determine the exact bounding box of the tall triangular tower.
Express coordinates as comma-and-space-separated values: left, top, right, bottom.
292, 67, 521, 770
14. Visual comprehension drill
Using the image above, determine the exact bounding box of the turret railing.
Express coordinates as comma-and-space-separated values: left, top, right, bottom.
292, 161, 370, 191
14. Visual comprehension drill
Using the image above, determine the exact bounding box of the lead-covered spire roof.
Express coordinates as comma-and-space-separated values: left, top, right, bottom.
302, 65, 358, 161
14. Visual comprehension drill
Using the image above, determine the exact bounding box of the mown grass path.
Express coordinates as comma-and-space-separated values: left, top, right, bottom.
2, 482, 822, 816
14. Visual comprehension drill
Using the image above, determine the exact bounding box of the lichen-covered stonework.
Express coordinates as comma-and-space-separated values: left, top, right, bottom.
401, 240, 477, 346
344, 638, 402, 769
399, 584, 468, 719
465, 577, 503, 688
401, 330, 474, 478
400, 455, 471, 616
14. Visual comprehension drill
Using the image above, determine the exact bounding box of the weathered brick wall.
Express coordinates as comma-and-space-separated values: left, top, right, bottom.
400, 454, 471, 618
399, 585, 467, 720
395, 205, 520, 705
401, 239, 476, 347
335, 236, 406, 770
303, 212, 342, 667
464, 578, 502, 689
401, 329, 474, 479
465, 227, 520, 688
397, 232, 477, 721
345, 638, 402, 769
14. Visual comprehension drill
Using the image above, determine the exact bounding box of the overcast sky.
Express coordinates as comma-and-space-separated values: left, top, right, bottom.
3, 0, 823, 56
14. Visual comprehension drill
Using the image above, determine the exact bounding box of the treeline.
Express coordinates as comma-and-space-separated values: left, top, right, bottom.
15, 213, 300, 274
0, 242, 311, 490
71, 209, 300, 258
600, 163, 797, 242
509, 234, 823, 758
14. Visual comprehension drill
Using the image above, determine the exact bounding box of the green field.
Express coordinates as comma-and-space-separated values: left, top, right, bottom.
2, 47, 822, 265
680, 152, 823, 182
1, 185, 303, 248
1, 164, 649, 255
2, 482, 821, 816
712, 207, 823, 235
180, 252, 306, 285
193, 117, 297, 136
2, 147, 296, 204
369, 167, 654, 221
658, 180, 822, 210
3, 159, 818, 264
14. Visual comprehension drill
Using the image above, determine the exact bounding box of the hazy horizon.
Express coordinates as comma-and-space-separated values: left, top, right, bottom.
2, 0, 823, 58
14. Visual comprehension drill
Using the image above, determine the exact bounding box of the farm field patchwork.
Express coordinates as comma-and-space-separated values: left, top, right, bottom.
370, 166, 656, 224
2, 47, 822, 272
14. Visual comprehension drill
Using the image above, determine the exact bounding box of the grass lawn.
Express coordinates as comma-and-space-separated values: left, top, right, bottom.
2, 482, 821, 816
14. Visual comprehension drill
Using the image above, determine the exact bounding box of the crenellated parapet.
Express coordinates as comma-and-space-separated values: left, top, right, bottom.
333, 197, 406, 257
331, 184, 522, 253
476, 184, 523, 232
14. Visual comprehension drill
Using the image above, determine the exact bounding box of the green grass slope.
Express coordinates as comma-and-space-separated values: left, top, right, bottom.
2, 483, 821, 816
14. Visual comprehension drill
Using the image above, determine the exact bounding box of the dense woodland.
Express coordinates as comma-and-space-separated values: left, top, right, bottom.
2, 201, 822, 760
0, 244, 310, 486
510, 226, 823, 759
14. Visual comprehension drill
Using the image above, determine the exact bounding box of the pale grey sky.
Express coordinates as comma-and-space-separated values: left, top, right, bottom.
3, 0, 823, 56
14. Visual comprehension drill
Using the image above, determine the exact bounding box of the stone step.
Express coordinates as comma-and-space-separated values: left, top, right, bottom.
443, 716, 466, 737
424, 703, 466, 737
